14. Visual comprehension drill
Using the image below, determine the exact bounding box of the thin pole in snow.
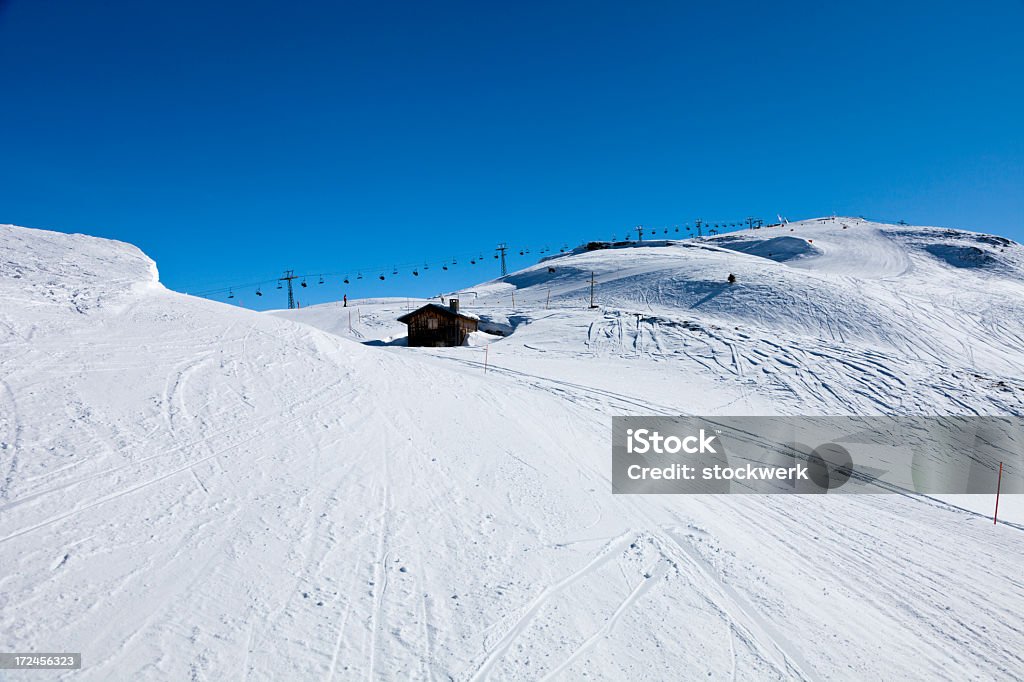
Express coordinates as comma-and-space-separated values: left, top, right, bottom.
348, 309, 352, 333
589, 272, 597, 309
511, 290, 515, 307
994, 461, 1004, 524
483, 345, 489, 373
546, 289, 551, 309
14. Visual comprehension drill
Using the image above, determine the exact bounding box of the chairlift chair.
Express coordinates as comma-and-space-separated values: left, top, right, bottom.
228, 289, 235, 299
256, 287, 263, 296
301, 278, 308, 288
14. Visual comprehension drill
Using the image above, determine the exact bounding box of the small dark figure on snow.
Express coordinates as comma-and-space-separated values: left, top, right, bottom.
343, 294, 347, 307
727, 273, 736, 284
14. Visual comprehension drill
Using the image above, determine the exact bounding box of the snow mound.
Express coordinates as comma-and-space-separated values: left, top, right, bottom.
464, 330, 503, 346
0, 224, 160, 317
711, 234, 821, 262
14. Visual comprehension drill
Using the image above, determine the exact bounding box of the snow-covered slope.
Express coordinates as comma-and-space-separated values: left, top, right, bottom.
282, 218, 1024, 416
3, 221, 1024, 680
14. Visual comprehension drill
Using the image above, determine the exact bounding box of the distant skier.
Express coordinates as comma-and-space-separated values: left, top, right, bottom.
343, 294, 347, 307
727, 273, 736, 284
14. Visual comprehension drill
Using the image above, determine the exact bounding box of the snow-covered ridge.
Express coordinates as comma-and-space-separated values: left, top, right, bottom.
0, 224, 161, 316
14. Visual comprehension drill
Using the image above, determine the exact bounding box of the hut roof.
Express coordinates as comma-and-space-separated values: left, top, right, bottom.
396, 303, 480, 324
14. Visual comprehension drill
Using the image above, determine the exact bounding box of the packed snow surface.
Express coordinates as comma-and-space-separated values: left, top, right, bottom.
2, 218, 1023, 680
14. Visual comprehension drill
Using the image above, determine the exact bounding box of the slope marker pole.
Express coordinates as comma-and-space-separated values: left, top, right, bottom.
483, 345, 489, 374
994, 461, 1003, 525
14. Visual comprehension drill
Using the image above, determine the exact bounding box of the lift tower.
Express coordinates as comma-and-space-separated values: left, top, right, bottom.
279, 270, 298, 310
496, 243, 508, 277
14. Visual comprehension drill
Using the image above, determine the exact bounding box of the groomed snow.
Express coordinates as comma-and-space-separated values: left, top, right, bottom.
2, 219, 1023, 680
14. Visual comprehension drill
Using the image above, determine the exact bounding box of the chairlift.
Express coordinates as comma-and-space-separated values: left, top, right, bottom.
392, 267, 398, 275
379, 274, 386, 281
470, 259, 476, 265
493, 253, 499, 259
413, 269, 419, 276
301, 278, 308, 288
256, 287, 263, 297
442, 264, 448, 271
344, 276, 350, 284
423, 263, 429, 270
452, 258, 458, 265
277, 281, 283, 289
357, 272, 363, 280
318, 275, 324, 285
519, 250, 524, 256
228, 288, 235, 299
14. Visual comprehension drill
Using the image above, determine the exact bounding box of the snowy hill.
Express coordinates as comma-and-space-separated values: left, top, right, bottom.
2, 220, 1024, 680
280, 218, 1024, 416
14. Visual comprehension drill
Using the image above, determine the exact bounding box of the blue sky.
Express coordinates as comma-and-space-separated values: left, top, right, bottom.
1, 0, 1022, 309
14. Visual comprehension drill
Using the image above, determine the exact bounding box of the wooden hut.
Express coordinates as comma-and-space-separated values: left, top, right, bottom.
398, 298, 479, 347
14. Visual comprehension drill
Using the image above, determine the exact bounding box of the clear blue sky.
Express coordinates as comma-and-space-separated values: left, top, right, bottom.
2, 0, 1022, 309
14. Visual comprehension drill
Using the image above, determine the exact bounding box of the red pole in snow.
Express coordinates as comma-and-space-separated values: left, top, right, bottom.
994, 461, 1003, 525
